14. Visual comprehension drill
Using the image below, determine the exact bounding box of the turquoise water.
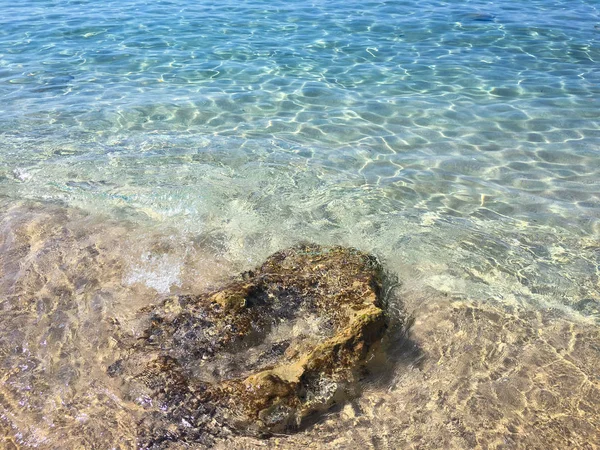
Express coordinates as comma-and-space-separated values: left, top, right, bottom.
1, 0, 600, 447
2, 0, 599, 302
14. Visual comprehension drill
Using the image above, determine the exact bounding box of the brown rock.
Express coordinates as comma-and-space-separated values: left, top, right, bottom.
112, 244, 393, 446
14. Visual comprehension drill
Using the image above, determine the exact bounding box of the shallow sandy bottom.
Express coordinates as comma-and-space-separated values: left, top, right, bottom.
1, 202, 599, 449
217, 297, 600, 450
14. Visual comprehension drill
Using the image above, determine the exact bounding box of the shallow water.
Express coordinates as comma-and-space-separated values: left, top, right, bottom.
1, 0, 599, 448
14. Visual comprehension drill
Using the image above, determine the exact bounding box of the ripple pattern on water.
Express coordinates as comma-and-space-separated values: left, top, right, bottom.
1, 0, 600, 447
1, 0, 599, 232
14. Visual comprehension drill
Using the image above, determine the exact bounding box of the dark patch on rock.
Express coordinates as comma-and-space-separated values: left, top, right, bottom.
111, 244, 397, 447
107, 358, 124, 377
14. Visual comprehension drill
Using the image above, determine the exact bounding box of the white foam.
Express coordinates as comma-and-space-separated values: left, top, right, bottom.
12, 167, 33, 182
124, 252, 182, 294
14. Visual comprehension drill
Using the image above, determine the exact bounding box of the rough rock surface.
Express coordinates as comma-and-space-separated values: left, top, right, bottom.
109, 244, 392, 447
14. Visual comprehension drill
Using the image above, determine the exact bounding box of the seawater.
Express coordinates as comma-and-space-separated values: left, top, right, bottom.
1, 0, 599, 448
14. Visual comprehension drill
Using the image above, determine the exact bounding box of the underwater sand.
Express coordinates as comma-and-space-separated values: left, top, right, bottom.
1, 202, 599, 449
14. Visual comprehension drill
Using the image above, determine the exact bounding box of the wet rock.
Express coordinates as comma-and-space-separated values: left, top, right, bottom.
112, 244, 393, 447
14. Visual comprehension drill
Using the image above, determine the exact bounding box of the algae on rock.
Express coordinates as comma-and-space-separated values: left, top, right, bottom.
110, 244, 394, 446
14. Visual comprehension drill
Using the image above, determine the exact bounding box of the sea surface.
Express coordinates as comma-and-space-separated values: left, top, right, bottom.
1, 0, 599, 448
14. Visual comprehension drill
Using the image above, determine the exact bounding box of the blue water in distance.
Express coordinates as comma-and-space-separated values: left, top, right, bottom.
0, 0, 599, 307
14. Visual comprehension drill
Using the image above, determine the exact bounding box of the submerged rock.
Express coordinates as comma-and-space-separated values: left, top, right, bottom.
110, 244, 394, 447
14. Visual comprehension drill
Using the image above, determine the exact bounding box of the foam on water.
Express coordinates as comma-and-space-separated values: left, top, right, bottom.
1, 0, 600, 447
124, 252, 183, 294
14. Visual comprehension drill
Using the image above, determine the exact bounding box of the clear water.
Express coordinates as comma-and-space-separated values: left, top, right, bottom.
1, 0, 600, 448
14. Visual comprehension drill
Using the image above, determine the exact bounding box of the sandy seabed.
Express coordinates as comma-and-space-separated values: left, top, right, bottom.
1, 201, 599, 449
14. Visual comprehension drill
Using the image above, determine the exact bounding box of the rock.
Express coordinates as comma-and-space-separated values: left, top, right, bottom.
112, 244, 393, 447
